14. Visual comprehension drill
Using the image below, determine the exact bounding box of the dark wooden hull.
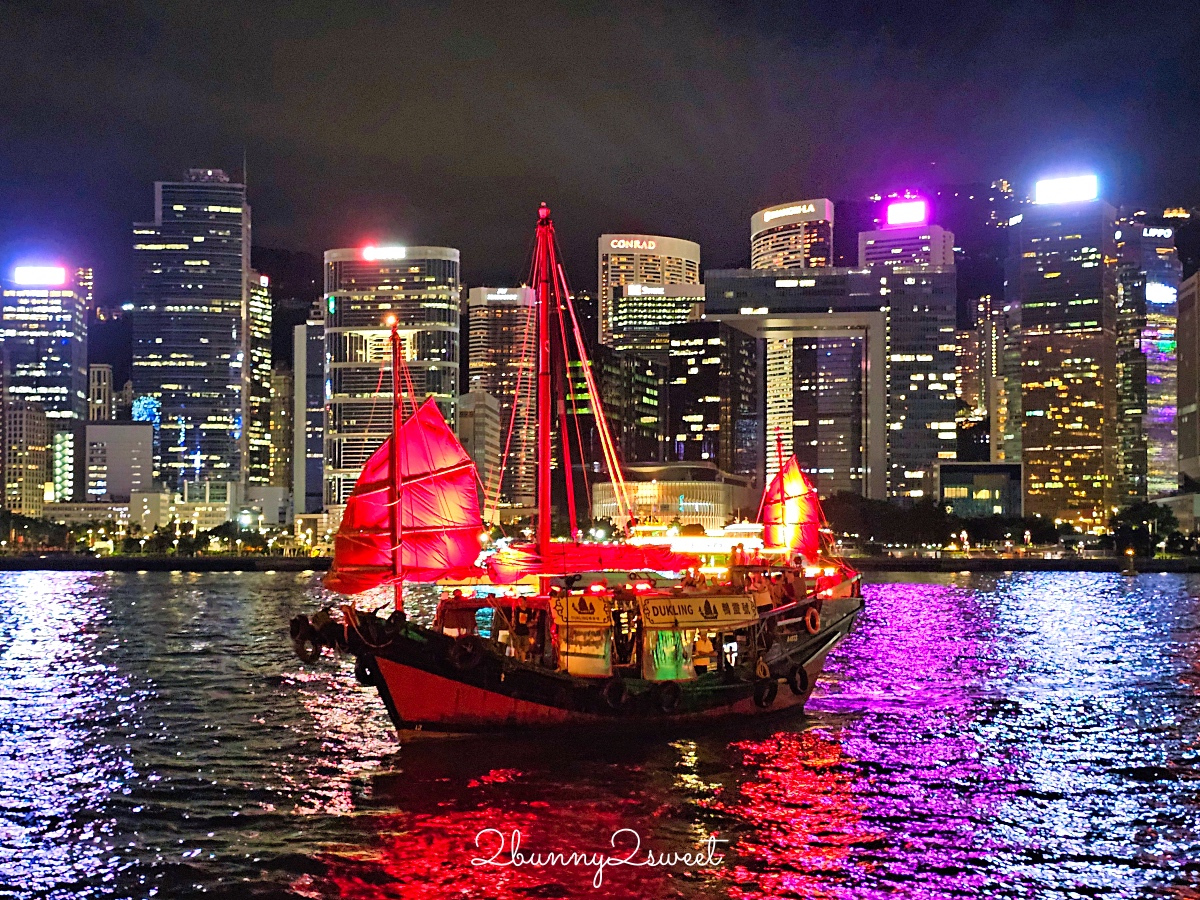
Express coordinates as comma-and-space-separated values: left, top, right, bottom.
332, 593, 863, 735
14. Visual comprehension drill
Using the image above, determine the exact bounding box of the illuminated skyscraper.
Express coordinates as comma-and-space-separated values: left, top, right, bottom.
75, 267, 94, 309
1007, 175, 1118, 527
2, 401, 48, 517
610, 283, 705, 361
1114, 218, 1181, 500
131, 169, 269, 491
1, 264, 88, 502
322, 245, 460, 509
245, 271, 273, 486
597, 235, 699, 346
707, 267, 957, 500
269, 367, 293, 490
456, 384, 502, 509
666, 321, 762, 480
750, 200, 834, 269
467, 287, 535, 510
292, 306, 325, 515
858, 199, 955, 268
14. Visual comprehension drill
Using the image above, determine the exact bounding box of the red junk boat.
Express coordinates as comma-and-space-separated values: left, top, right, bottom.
289, 204, 864, 734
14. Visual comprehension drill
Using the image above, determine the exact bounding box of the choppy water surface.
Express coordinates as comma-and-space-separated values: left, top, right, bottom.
0, 570, 1197, 899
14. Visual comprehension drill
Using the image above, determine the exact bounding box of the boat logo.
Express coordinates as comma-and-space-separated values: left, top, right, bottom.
700, 599, 719, 620
574, 596, 596, 616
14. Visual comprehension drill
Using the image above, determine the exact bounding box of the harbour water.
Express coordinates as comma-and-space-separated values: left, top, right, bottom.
0, 570, 1196, 898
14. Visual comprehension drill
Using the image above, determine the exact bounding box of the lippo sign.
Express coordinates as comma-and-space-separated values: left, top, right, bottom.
639, 595, 758, 630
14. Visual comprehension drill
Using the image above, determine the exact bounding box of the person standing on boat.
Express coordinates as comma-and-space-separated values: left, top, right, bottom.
512, 597, 533, 662
693, 632, 715, 675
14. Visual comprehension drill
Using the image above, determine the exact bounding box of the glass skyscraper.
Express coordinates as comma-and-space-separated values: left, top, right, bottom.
1, 264, 88, 501
1007, 187, 1118, 527
322, 246, 460, 509
131, 169, 270, 491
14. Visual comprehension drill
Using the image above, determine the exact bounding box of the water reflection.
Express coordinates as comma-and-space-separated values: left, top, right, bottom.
0, 571, 1196, 898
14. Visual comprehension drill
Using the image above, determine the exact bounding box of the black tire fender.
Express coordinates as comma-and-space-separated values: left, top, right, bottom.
600, 676, 627, 711
753, 678, 778, 709
654, 681, 683, 715
787, 665, 809, 696
291, 624, 321, 664
448, 634, 486, 671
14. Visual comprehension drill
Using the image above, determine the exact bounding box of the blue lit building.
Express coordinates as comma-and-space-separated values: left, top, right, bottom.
293, 305, 325, 514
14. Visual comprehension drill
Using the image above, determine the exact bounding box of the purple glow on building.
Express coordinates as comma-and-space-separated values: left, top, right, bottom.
885, 199, 927, 226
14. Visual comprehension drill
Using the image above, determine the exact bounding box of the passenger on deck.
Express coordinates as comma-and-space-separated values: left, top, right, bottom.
693, 632, 715, 675
695, 569, 708, 588
681, 569, 697, 589
511, 598, 533, 662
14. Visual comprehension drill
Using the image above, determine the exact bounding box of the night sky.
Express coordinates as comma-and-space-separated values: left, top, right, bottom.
2, 0, 1199, 304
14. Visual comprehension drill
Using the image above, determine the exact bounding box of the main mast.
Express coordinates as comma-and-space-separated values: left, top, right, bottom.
387, 313, 404, 611
534, 204, 554, 556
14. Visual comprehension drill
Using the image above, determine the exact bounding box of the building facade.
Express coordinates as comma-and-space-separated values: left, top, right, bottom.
322, 246, 460, 508
1179, 272, 1200, 490
3, 401, 49, 517
706, 267, 958, 500
858, 199, 955, 268
293, 308, 325, 515
1007, 182, 1118, 527
597, 234, 700, 347
665, 321, 762, 483
610, 283, 705, 361
88, 363, 113, 421
456, 385, 502, 510
84, 422, 154, 501
131, 169, 270, 491
937, 462, 1023, 518
269, 367, 293, 490
750, 200, 834, 269
466, 286, 536, 509
1114, 218, 1181, 500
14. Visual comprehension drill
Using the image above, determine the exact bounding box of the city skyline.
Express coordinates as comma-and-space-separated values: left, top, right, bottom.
3, 1, 1200, 307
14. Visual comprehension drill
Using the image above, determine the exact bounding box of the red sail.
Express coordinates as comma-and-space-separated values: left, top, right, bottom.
485, 542, 700, 584
761, 455, 823, 562
325, 398, 484, 593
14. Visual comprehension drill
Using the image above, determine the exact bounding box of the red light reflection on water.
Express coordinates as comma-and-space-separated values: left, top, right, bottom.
316, 787, 684, 899
705, 730, 871, 900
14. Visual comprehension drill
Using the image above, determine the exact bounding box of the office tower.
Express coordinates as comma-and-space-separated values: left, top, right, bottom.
706, 267, 958, 500
1, 265, 88, 424
597, 235, 699, 346
466, 287, 536, 509
610, 283, 705, 361
75, 267, 94, 309
292, 306, 325, 515
1115, 218, 1182, 500
666, 321, 762, 480
3, 401, 49, 517
246, 272, 273, 485
84, 423, 153, 501
322, 245, 460, 508
2, 264, 88, 502
858, 199, 955, 268
585, 346, 667, 465
456, 384, 502, 506
269, 367, 293, 489
750, 200, 835, 269
1007, 175, 1117, 527
955, 328, 983, 410
88, 363, 113, 421
131, 168, 262, 492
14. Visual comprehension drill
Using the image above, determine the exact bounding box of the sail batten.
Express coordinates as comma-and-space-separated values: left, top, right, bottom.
325, 398, 484, 594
